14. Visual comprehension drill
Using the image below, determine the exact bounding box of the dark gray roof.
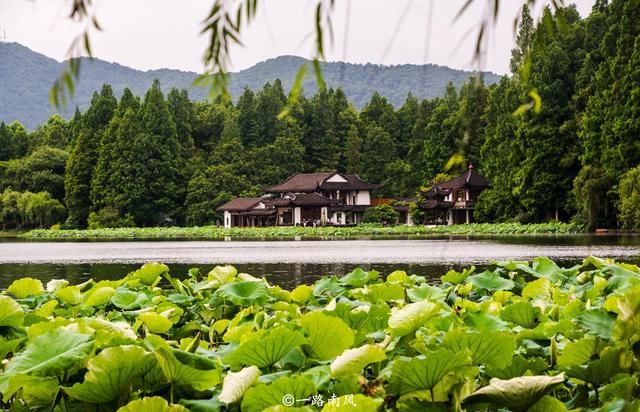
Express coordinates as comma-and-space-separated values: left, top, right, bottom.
216, 197, 262, 212
264, 172, 383, 193
439, 165, 490, 189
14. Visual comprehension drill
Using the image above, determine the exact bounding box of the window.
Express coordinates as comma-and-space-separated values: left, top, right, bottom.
456, 190, 465, 201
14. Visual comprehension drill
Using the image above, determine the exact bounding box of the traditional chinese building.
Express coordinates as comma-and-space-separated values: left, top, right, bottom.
417, 165, 490, 225
217, 172, 382, 228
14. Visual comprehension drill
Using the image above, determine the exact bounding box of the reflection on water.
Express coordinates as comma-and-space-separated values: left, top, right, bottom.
0, 235, 638, 289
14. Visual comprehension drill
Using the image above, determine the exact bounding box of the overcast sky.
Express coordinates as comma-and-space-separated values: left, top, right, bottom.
0, 0, 595, 75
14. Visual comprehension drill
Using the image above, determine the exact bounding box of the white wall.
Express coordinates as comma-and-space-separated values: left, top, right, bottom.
294, 207, 302, 225
326, 174, 348, 182
356, 190, 371, 205
224, 211, 231, 228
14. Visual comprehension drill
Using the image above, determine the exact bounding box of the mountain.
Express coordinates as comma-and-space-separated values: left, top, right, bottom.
0, 42, 502, 129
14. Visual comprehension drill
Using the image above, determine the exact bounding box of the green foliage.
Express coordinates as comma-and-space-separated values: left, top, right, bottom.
362, 204, 400, 226
618, 166, 640, 231
23, 221, 584, 239
1, 146, 69, 201
0, 188, 65, 229
0, 256, 639, 410
87, 206, 135, 229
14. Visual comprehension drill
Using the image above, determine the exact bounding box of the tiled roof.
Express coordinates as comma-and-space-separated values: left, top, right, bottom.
291, 193, 341, 206
319, 174, 384, 191
216, 197, 262, 212
264, 173, 333, 193
264, 172, 383, 193
421, 185, 452, 198
439, 165, 490, 189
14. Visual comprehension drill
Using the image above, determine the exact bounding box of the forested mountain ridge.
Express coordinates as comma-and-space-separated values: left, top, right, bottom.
0, 42, 500, 129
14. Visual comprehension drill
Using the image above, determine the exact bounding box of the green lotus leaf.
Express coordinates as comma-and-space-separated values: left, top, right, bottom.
521, 278, 551, 300
501, 301, 540, 328
46, 279, 68, 292
0, 337, 24, 360
339, 267, 379, 287
575, 309, 616, 339
0, 295, 24, 328
0, 328, 93, 394
527, 395, 569, 412
532, 257, 578, 282
15, 375, 58, 409
441, 267, 474, 285
133, 262, 169, 285
361, 282, 405, 303
389, 349, 471, 394
146, 335, 221, 391
83, 286, 116, 308
216, 280, 269, 307
208, 265, 238, 284
330, 344, 386, 377
111, 289, 151, 310
300, 311, 354, 360
1, 374, 57, 404
599, 376, 638, 403
218, 365, 261, 404
314, 276, 346, 296
387, 270, 410, 283
407, 284, 446, 302
55, 286, 83, 305
464, 311, 510, 331
565, 346, 629, 386
225, 326, 306, 368
462, 373, 565, 411
321, 394, 383, 411
290, 284, 314, 303
241, 375, 315, 412
32, 300, 58, 318
117, 396, 188, 412
180, 398, 225, 411
7, 277, 44, 299
486, 355, 548, 380
388, 299, 440, 337
468, 271, 515, 291
64, 345, 152, 403
442, 329, 516, 369
557, 337, 595, 368
139, 312, 174, 334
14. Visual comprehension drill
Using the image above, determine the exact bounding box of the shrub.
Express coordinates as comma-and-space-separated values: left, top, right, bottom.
362, 204, 400, 225
88, 206, 136, 229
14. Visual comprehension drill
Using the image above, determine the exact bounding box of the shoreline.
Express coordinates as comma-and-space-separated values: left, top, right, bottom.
18, 222, 586, 240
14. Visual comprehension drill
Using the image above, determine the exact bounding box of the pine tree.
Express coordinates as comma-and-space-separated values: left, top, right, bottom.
64, 84, 116, 227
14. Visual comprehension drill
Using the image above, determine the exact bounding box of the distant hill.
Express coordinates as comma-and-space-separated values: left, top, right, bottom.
0, 42, 502, 129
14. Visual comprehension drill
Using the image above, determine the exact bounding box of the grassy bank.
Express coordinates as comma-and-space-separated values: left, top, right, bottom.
0, 256, 638, 410
22, 222, 584, 239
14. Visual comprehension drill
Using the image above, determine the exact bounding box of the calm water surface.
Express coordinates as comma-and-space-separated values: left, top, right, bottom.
0, 235, 638, 289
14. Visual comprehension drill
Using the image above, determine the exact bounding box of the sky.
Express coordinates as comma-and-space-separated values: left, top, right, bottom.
0, 0, 595, 75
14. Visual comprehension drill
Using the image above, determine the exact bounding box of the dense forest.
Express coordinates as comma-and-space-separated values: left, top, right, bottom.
0, 0, 639, 231
0, 43, 499, 129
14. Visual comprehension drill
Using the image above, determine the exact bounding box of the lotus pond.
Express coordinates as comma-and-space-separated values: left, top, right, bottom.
1, 257, 639, 411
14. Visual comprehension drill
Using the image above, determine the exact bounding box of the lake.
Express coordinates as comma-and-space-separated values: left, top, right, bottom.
0, 234, 638, 289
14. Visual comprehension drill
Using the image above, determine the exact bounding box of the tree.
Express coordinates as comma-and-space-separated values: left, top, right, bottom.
510, 5, 534, 74
2, 147, 69, 201
618, 166, 640, 231
185, 165, 257, 226
343, 124, 363, 175
362, 204, 400, 225
422, 83, 461, 179
361, 124, 398, 193
64, 84, 117, 227
573, 166, 614, 230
